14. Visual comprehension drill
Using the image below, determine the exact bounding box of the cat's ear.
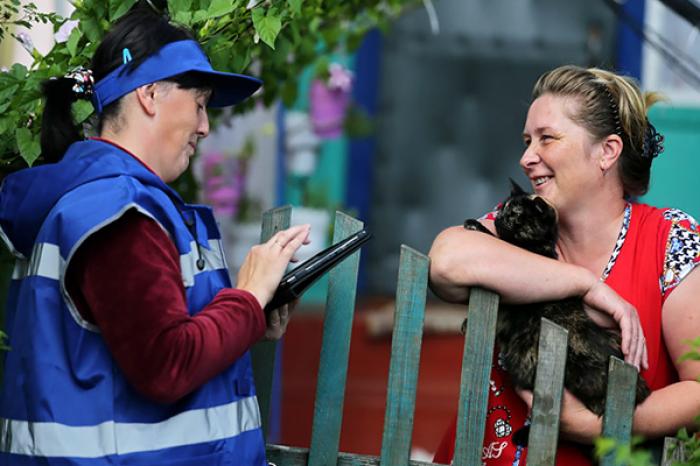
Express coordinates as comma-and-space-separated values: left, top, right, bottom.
509, 178, 527, 196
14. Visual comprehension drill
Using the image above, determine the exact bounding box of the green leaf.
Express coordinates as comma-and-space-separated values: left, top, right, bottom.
281, 80, 297, 107
347, 30, 366, 52
685, 336, 700, 347
72, 100, 93, 124
594, 437, 616, 459
231, 47, 251, 73
207, 46, 229, 72
251, 8, 264, 28
0, 118, 11, 136
0, 100, 14, 115
93, 1, 107, 20
207, 0, 237, 19
309, 16, 321, 33
9, 64, 27, 80
168, 0, 193, 15
31, 48, 43, 62
287, 0, 302, 16
252, 11, 281, 49
110, 0, 138, 21
0, 84, 19, 105
15, 128, 41, 166
81, 17, 102, 43
173, 10, 193, 25
192, 9, 209, 22
678, 351, 700, 362
66, 26, 82, 57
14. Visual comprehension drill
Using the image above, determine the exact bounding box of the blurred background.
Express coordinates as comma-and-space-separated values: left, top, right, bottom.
2, 0, 699, 460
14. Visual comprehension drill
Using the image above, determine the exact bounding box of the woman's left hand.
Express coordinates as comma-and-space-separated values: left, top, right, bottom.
516, 388, 602, 444
263, 300, 298, 341
582, 280, 648, 371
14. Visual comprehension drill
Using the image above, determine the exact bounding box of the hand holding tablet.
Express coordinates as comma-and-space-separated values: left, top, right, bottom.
264, 229, 372, 312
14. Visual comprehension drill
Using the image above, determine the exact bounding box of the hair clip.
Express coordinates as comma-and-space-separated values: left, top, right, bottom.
122, 48, 133, 65
601, 84, 623, 138
65, 66, 95, 99
642, 120, 664, 159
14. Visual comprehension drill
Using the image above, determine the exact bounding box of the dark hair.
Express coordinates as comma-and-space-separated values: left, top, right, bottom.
532, 65, 663, 197
40, 0, 208, 163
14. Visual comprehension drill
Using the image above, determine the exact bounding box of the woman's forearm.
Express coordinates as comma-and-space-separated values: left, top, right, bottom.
633, 381, 700, 438
560, 381, 700, 444
429, 226, 596, 304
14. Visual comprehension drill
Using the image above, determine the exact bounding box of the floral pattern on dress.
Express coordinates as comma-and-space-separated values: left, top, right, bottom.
661, 209, 700, 295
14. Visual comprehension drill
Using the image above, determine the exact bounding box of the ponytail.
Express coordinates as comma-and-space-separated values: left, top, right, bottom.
40, 77, 84, 163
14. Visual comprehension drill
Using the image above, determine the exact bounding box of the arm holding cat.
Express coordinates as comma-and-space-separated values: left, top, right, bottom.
430, 225, 599, 304
429, 221, 647, 368
518, 268, 700, 443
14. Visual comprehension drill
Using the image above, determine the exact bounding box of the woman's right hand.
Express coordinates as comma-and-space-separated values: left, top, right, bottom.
236, 224, 311, 308
581, 280, 648, 371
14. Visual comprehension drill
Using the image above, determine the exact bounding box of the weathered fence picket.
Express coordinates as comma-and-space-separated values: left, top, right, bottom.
527, 318, 568, 466
661, 437, 687, 466
307, 212, 364, 466
255, 207, 675, 466
600, 357, 639, 466
379, 246, 430, 465
251, 205, 291, 437
453, 288, 500, 466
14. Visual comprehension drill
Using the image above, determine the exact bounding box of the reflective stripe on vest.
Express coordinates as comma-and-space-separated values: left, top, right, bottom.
12, 240, 228, 287
180, 239, 228, 287
0, 396, 260, 458
12, 242, 63, 281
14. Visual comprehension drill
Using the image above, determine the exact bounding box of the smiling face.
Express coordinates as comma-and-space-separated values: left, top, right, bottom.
151, 83, 211, 182
520, 93, 604, 213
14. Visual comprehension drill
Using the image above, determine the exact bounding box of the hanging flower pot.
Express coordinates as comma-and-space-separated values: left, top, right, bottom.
309, 63, 353, 139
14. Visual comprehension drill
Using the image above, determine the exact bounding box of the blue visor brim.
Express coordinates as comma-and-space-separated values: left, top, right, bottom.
92, 40, 262, 113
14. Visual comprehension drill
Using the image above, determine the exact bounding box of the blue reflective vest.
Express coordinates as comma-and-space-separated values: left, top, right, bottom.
0, 139, 266, 465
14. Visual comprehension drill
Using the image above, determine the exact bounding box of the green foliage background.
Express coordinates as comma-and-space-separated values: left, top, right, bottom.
0, 0, 416, 171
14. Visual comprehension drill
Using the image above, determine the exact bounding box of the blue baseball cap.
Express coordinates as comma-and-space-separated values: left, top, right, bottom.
92, 39, 262, 113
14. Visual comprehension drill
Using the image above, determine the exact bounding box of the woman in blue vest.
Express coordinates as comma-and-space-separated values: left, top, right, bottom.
0, 1, 309, 464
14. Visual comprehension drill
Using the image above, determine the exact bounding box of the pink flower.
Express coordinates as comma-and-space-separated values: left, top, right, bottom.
310, 79, 350, 139
327, 63, 353, 93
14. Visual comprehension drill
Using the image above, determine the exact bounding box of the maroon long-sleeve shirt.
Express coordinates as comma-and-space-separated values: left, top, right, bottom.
65, 209, 266, 404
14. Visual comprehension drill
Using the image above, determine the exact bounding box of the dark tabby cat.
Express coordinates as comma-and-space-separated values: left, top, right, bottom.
463, 180, 650, 418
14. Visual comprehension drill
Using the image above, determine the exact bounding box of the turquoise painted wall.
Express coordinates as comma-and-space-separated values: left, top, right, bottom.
641, 106, 700, 219
286, 55, 354, 306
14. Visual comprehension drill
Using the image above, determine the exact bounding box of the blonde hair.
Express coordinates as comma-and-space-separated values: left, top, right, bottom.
532, 65, 663, 196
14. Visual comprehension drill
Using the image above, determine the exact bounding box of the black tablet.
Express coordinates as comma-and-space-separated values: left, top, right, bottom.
265, 229, 372, 311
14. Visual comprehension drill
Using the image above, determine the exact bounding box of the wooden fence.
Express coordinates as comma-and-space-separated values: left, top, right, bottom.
251, 208, 684, 466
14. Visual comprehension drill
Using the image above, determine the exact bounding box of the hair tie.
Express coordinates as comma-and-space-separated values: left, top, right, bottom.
65, 66, 95, 99
642, 119, 664, 159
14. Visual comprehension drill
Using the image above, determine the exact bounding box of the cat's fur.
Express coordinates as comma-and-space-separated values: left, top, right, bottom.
463, 180, 650, 417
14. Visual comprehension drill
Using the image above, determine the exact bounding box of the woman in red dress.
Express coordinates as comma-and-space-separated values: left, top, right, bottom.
429, 65, 700, 465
